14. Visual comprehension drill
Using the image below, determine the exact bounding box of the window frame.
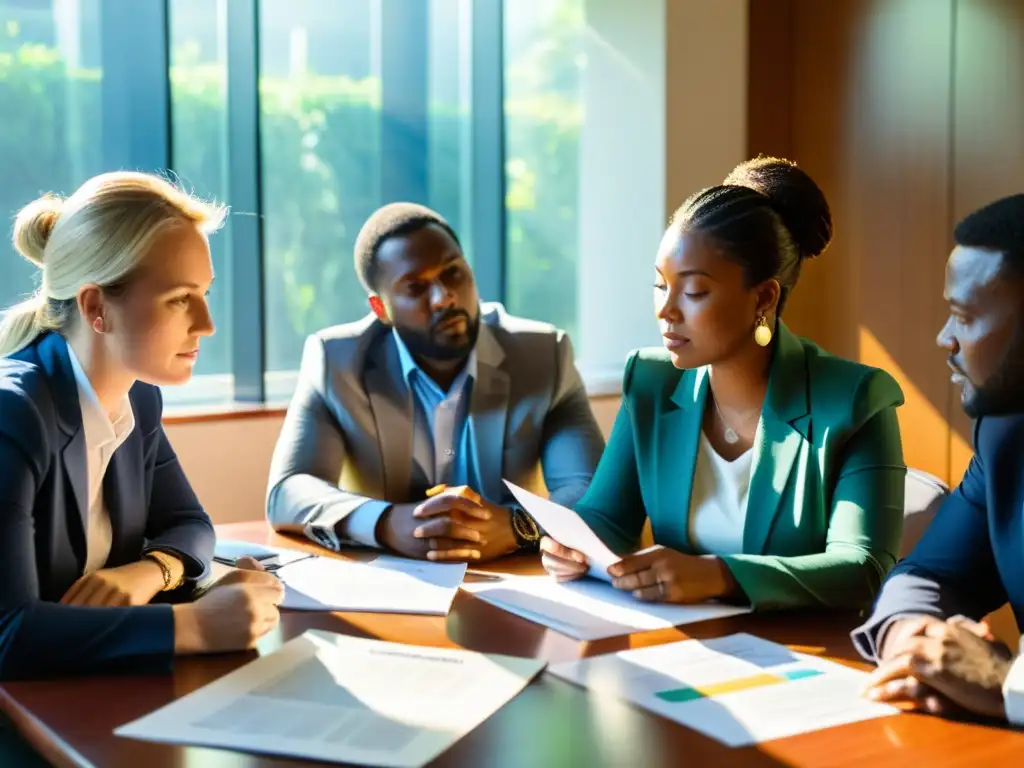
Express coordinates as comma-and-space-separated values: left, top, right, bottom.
77, 0, 607, 413
167, 0, 510, 409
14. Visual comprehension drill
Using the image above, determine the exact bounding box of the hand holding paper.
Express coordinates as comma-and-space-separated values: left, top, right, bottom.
607, 545, 741, 604
539, 537, 590, 582
502, 480, 619, 581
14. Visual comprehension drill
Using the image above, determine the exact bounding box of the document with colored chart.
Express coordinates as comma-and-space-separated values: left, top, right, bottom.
548, 633, 898, 746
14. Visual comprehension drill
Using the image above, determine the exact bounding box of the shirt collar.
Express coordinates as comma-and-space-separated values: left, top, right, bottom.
65, 342, 135, 451
391, 329, 477, 391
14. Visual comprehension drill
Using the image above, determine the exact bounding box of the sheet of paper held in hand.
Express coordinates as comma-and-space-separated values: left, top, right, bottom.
549, 633, 898, 747
277, 554, 467, 616
462, 575, 750, 641
115, 630, 546, 768
502, 479, 620, 581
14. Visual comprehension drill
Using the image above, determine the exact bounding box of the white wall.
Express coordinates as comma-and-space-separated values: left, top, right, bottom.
665, 0, 748, 211
576, 0, 748, 387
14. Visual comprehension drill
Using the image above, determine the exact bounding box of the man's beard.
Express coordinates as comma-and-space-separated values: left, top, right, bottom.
961, 326, 1024, 419
394, 307, 481, 362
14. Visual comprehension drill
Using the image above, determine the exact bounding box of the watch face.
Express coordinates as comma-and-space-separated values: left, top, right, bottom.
512, 509, 541, 543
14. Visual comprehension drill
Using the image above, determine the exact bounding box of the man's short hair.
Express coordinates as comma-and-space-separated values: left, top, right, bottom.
353, 202, 461, 292
954, 193, 1024, 278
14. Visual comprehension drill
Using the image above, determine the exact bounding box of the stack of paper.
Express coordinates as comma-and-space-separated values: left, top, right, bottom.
116, 630, 546, 767
278, 555, 467, 616
463, 575, 750, 641
549, 633, 898, 746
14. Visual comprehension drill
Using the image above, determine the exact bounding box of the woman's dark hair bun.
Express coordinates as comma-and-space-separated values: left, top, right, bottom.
723, 155, 833, 260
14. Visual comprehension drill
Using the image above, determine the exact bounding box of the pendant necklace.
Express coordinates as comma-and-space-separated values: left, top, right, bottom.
712, 396, 742, 444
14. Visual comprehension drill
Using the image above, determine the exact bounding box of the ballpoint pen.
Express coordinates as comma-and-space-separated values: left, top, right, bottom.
426, 484, 483, 503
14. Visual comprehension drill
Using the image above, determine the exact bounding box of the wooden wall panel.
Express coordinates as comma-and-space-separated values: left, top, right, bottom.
954, 0, 1024, 648
746, 0, 793, 160
748, 0, 1023, 645
749, 0, 957, 482
949, 0, 1024, 479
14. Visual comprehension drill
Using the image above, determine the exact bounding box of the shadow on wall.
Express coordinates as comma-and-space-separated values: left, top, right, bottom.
748, 0, 1024, 487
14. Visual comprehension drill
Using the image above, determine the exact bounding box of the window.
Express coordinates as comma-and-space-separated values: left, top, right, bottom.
428, 0, 473, 258
503, 0, 585, 342
0, 0, 652, 410
258, 0, 474, 396
167, 0, 233, 405
0, 0, 103, 310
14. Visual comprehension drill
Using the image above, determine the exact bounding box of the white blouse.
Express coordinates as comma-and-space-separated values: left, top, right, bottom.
66, 345, 135, 574
687, 429, 754, 556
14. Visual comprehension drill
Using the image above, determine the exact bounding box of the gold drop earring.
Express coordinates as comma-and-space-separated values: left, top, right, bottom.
754, 315, 772, 347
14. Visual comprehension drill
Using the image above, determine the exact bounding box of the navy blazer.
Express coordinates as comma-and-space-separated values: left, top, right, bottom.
852, 413, 1024, 659
0, 332, 215, 679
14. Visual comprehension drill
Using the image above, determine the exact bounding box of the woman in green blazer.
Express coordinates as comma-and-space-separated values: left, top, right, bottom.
542, 157, 906, 611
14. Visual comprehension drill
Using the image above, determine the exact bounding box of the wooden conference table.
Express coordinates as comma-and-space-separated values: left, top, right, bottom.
2, 521, 1023, 768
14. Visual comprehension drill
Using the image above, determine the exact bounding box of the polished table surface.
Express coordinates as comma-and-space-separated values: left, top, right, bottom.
3, 521, 1024, 767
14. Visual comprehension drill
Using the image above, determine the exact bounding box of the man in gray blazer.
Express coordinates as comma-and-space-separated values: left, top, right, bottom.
267, 203, 605, 562
852, 194, 1024, 727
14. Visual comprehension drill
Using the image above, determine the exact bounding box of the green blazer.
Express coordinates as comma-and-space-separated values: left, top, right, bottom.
575, 322, 906, 611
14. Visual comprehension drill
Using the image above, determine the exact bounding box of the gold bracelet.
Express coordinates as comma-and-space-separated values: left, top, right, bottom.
145, 551, 185, 591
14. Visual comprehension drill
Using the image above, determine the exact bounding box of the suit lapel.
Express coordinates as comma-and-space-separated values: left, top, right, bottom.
743, 323, 812, 555
60, 430, 89, 560
37, 333, 90, 563
102, 429, 143, 565
365, 335, 414, 501
657, 367, 707, 552
468, 325, 509, 502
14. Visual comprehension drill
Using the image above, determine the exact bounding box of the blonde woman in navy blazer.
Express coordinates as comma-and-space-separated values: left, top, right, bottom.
0, 172, 283, 680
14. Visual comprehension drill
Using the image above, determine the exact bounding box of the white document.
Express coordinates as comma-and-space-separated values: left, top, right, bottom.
462, 575, 750, 641
503, 480, 620, 581
549, 633, 898, 746
278, 554, 467, 616
115, 630, 545, 767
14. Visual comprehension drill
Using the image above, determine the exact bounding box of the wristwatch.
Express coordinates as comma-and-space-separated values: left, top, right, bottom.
144, 550, 185, 591
510, 507, 542, 551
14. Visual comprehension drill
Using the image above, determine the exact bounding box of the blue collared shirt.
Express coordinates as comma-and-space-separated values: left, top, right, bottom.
394, 329, 478, 489
342, 331, 479, 546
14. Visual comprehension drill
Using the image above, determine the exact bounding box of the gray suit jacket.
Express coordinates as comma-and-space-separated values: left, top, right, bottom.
266, 303, 605, 545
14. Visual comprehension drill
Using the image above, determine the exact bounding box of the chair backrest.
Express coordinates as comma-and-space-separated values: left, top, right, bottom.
900, 468, 950, 559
